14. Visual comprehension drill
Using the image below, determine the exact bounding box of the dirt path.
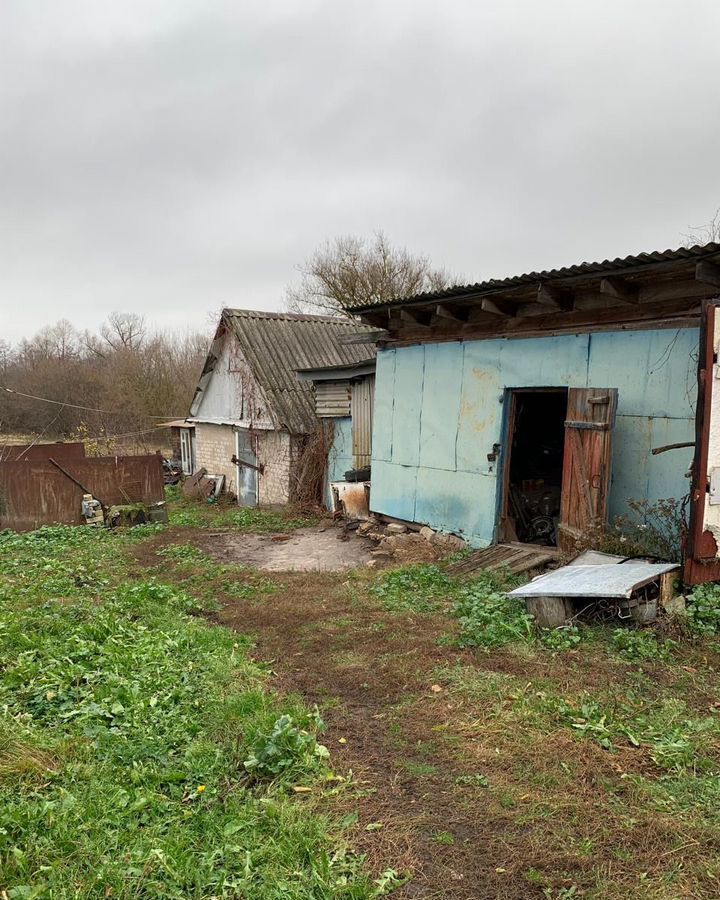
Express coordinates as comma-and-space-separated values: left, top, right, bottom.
197, 526, 375, 571
131, 529, 565, 899
214, 571, 512, 899
132, 529, 697, 899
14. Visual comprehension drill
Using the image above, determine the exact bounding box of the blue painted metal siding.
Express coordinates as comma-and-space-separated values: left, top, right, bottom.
370, 328, 698, 546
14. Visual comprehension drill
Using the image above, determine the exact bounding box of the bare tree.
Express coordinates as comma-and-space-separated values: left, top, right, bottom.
0, 340, 12, 375
100, 312, 146, 351
682, 208, 720, 247
285, 231, 454, 316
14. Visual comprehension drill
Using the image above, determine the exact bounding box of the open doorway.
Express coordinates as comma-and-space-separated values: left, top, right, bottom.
499, 389, 568, 546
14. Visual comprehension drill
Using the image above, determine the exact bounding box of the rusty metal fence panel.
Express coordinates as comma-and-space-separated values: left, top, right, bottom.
0, 441, 86, 462
0, 454, 164, 532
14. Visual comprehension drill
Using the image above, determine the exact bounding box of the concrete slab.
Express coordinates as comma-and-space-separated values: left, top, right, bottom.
198, 526, 373, 572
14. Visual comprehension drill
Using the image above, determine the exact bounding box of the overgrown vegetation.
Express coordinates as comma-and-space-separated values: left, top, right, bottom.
165, 486, 320, 532
0, 526, 385, 898
582, 497, 686, 562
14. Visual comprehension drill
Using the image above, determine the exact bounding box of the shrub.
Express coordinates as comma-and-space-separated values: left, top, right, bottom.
685, 582, 720, 636
243, 711, 330, 784
454, 575, 533, 649
540, 625, 582, 651
584, 497, 685, 562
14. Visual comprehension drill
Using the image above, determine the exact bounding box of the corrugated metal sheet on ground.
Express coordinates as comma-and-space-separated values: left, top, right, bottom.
508, 562, 679, 599
224, 310, 378, 434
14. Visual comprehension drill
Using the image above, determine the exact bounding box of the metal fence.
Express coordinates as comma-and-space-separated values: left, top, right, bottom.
0, 451, 164, 531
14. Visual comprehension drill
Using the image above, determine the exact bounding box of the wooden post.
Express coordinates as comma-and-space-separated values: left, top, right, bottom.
525, 596, 574, 628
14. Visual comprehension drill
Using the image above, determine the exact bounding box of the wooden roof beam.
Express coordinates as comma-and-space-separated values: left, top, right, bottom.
435, 303, 469, 323
536, 283, 574, 311
696, 260, 720, 289
599, 276, 639, 304
400, 308, 432, 328
480, 298, 515, 317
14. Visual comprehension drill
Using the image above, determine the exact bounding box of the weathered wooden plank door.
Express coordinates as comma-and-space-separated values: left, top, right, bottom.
558, 387, 618, 550
684, 300, 720, 584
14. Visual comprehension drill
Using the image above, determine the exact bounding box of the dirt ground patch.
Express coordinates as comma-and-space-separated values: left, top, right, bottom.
197, 526, 375, 571
129, 527, 720, 900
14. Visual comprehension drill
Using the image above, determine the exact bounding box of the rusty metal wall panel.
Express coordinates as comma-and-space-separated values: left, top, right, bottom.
0, 454, 164, 532
351, 375, 375, 468
315, 381, 351, 417
0, 441, 86, 462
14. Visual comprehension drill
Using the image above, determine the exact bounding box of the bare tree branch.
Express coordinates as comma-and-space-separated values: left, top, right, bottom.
285, 231, 456, 316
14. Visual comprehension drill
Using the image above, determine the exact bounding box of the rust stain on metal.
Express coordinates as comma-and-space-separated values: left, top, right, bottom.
0, 454, 165, 531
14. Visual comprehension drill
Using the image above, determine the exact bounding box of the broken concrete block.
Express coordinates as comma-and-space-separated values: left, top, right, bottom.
419, 526, 435, 541
386, 523, 408, 535
662, 594, 687, 616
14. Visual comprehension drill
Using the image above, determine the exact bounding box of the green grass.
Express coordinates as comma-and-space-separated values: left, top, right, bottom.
165, 486, 321, 533
0, 526, 391, 899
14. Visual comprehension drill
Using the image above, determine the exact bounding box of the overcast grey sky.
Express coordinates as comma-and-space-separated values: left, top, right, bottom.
2, 0, 719, 343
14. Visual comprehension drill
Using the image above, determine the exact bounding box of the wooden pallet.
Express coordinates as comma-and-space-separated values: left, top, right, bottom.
448, 542, 559, 577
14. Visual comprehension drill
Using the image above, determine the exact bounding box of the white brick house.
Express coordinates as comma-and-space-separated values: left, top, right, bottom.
186, 309, 376, 506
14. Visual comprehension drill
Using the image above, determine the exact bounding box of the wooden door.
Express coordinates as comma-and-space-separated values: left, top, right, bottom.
558, 387, 618, 550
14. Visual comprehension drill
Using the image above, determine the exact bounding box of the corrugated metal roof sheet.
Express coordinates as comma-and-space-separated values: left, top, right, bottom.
223, 309, 378, 434
350, 242, 720, 311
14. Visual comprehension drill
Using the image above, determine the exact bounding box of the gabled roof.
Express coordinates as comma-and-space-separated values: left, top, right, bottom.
191, 309, 378, 434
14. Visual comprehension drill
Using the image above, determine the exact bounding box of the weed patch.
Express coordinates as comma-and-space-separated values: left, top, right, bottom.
610, 627, 677, 663
685, 582, 720, 636
369, 564, 452, 612
453, 573, 532, 649
0, 526, 378, 898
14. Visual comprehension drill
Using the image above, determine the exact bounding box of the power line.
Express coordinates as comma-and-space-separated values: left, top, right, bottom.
0, 385, 185, 420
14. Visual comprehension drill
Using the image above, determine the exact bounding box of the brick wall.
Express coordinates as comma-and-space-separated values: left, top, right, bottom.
195, 424, 303, 506
194, 423, 238, 495
257, 430, 292, 505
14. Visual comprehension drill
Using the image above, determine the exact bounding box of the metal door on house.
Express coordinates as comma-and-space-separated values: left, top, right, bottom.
235, 429, 258, 507
684, 300, 720, 584
180, 429, 195, 475
351, 375, 375, 468
558, 387, 618, 550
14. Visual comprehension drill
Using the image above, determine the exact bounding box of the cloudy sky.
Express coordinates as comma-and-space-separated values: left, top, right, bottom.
2, 0, 720, 343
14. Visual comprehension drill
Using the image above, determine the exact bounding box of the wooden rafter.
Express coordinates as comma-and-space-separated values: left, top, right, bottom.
480, 298, 514, 317
435, 303, 469, 322
696, 260, 720, 289
400, 308, 431, 328
599, 277, 639, 304
536, 283, 574, 311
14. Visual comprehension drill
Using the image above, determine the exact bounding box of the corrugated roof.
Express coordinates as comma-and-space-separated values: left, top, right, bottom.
350, 242, 720, 311
223, 309, 377, 434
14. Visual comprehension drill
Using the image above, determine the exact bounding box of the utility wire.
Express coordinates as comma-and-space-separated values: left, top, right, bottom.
14, 403, 68, 461
0, 385, 186, 420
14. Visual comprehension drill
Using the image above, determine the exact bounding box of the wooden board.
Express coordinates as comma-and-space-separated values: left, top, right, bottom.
448, 542, 559, 577
558, 387, 618, 550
